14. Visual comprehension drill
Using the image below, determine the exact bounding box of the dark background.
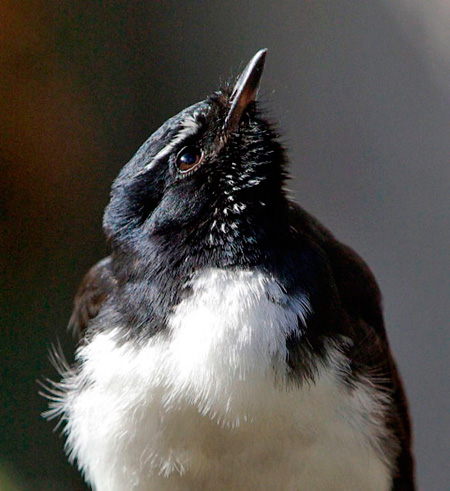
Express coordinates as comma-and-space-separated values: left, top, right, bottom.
1, 1, 448, 489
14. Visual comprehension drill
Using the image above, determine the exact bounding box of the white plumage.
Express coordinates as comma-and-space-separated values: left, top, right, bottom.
56, 268, 392, 490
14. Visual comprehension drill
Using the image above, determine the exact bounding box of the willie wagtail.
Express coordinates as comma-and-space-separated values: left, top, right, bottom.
44, 50, 415, 490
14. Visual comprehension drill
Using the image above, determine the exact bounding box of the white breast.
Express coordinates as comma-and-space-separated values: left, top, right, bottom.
60, 268, 392, 490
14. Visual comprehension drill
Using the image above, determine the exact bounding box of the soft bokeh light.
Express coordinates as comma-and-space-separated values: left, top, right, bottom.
391, 0, 450, 99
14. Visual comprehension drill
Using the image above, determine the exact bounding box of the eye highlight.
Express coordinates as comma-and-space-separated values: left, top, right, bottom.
176, 146, 204, 173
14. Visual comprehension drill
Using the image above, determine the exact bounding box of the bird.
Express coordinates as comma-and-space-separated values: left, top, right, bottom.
44, 49, 415, 490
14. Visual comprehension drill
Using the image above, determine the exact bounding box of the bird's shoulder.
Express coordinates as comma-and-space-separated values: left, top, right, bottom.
68, 256, 117, 338
288, 203, 414, 489
288, 202, 384, 334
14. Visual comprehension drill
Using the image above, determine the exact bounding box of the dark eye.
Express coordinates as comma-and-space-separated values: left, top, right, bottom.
176, 146, 203, 172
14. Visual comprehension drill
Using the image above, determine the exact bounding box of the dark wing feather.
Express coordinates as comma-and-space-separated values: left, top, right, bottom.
290, 204, 415, 488
326, 235, 415, 490
68, 256, 117, 337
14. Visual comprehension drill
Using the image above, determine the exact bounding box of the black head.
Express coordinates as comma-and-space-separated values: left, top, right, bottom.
104, 50, 290, 269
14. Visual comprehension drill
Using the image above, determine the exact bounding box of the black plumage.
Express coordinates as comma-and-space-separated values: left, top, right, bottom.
50, 50, 415, 489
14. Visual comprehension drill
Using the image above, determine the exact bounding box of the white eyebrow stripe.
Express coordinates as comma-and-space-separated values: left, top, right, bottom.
143, 116, 200, 171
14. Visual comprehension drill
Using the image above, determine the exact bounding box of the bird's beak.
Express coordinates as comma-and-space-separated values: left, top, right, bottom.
223, 49, 267, 136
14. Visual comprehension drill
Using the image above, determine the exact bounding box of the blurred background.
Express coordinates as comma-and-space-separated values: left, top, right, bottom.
1, 1, 448, 489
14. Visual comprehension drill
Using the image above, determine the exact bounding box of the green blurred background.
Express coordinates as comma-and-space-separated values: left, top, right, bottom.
1, 1, 449, 489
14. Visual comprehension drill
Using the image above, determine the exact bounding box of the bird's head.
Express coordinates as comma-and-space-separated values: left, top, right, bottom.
104, 50, 289, 266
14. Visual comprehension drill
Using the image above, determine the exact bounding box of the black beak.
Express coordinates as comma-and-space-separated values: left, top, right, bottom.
223, 49, 267, 136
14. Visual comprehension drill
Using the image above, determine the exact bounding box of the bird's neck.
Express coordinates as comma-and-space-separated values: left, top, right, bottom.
110, 193, 294, 336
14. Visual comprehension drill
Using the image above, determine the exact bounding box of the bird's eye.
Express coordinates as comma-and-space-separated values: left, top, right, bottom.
176, 146, 203, 173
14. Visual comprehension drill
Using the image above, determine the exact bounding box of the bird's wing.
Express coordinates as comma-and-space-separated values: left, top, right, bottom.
289, 204, 414, 488
68, 256, 117, 337
326, 236, 415, 490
